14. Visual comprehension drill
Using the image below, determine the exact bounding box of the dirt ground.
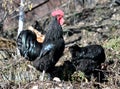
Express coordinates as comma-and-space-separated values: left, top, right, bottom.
0, 0, 120, 89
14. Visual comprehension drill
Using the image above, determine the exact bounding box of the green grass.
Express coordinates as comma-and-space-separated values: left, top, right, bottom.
104, 36, 120, 52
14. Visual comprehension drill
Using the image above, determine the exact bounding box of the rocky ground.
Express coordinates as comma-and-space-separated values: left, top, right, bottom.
0, 0, 120, 89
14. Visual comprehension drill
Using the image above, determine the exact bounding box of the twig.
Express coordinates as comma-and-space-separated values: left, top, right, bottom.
25, 0, 49, 14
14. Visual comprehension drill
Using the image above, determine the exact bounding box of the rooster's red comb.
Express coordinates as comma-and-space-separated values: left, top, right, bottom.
51, 9, 64, 17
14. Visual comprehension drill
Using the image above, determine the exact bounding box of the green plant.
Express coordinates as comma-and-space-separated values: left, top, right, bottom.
71, 71, 88, 82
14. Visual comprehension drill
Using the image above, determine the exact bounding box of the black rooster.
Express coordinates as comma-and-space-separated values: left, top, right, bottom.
17, 30, 42, 61
33, 16, 65, 80
69, 44, 106, 81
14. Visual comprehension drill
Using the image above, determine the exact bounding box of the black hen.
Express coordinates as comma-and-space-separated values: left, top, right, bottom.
17, 30, 42, 61
33, 16, 65, 80
69, 44, 106, 65
69, 44, 106, 81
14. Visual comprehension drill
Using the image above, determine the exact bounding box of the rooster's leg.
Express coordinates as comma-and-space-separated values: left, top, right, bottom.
40, 70, 45, 81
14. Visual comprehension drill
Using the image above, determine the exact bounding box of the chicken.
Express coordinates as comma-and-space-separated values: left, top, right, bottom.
69, 44, 106, 65
69, 44, 106, 81
17, 30, 42, 61
17, 9, 65, 80
33, 15, 65, 80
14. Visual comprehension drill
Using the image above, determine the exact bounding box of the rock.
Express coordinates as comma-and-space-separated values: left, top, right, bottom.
111, 14, 120, 20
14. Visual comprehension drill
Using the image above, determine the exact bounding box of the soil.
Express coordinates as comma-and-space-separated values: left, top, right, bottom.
0, 0, 120, 89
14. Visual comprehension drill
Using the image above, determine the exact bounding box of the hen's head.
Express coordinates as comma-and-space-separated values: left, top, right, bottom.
51, 9, 64, 25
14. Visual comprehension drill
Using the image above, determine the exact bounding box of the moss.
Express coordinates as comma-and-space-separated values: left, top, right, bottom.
104, 36, 120, 52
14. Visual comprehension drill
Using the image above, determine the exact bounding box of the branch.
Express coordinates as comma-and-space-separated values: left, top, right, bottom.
17, 0, 25, 55
25, 0, 49, 14
17, 0, 25, 36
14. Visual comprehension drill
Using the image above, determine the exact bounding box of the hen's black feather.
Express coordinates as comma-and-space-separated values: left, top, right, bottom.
17, 30, 42, 61
33, 16, 65, 72
50, 61, 76, 81
69, 44, 106, 65
69, 44, 106, 81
